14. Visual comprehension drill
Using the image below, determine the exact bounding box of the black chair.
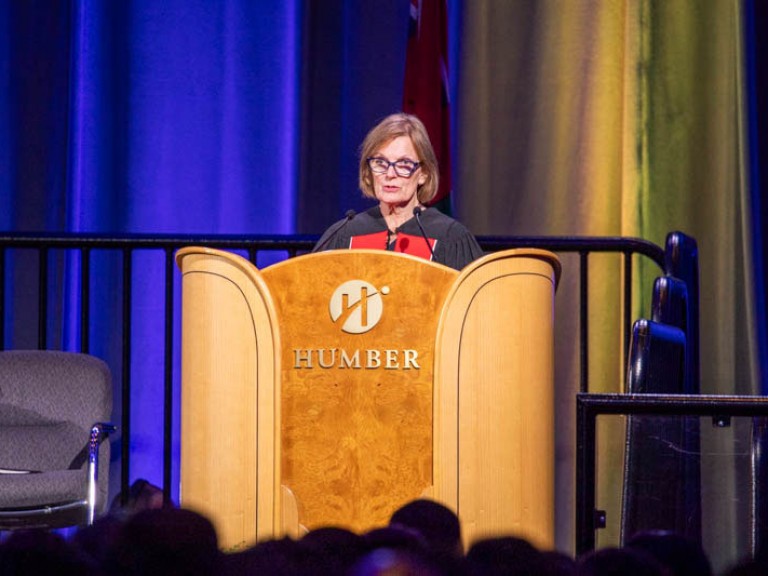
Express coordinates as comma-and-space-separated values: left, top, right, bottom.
753, 418, 768, 557
621, 317, 701, 541
0, 350, 115, 529
625, 318, 687, 393
663, 231, 700, 395
621, 231, 703, 543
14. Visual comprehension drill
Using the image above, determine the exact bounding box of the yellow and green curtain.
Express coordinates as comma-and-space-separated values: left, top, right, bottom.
454, 0, 765, 566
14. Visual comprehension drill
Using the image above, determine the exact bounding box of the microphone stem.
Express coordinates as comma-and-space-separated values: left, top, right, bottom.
413, 207, 435, 260
312, 210, 356, 253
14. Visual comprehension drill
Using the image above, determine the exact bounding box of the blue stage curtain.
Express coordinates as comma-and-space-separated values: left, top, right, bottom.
5, 1, 302, 234
0, 0, 413, 503
1, 1, 414, 234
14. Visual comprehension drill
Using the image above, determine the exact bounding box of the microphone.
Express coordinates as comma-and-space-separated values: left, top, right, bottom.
312, 210, 356, 253
412, 206, 435, 260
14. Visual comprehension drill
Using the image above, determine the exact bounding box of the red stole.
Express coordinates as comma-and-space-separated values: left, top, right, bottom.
349, 231, 436, 262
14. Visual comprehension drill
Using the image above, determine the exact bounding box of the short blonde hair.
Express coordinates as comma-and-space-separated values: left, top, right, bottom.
358, 113, 439, 204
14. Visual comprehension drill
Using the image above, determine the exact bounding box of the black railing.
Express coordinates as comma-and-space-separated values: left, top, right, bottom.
0, 232, 667, 507
576, 393, 768, 557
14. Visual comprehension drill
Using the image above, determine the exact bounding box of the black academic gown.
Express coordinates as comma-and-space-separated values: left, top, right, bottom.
313, 206, 484, 271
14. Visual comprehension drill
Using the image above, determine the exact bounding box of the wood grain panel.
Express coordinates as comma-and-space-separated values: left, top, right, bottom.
434, 249, 559, 549
262, 250, 458, 532
177, 248, 281, 549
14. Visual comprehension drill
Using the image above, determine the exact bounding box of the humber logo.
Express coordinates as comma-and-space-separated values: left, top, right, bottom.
329, 280, 389, 334
292, 280, 418, 370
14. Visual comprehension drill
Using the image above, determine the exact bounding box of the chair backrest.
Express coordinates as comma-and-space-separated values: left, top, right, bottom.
626, 319, 686, 394
622, 273, 702, 543
0, 350, 112, 431
651, 276, 688, 336
663, 231, 700, 394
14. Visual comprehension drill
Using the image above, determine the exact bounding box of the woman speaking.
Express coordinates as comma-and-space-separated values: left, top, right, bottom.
313, 113, 483, 271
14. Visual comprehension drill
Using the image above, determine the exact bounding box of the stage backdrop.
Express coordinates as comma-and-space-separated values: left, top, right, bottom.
455, 1, 766, 562
1, 0, 766, 563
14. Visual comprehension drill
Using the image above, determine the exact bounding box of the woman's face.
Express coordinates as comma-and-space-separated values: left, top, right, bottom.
371, 136, 427, 209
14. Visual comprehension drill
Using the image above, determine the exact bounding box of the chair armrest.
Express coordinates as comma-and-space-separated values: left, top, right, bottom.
88, 422, 116, 466
87, 422, 116, 524
91, 422, 117, 441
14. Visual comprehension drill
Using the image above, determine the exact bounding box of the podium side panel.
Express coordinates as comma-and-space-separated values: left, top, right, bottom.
179, 251, 280, 549
435, 252, 557, 549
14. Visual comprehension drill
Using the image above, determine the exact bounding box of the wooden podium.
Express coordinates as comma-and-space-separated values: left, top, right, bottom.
176, 248, 560, 550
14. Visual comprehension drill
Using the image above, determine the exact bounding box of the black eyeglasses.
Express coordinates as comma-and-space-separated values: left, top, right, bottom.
367, 157, 421, 178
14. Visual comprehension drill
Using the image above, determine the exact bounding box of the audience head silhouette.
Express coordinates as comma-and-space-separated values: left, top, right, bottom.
0, 499, 751, 576
389, 498, 463, 559
107, 507, 219, 576
576, 546, 668, 576
625, 530, 712, 576
466, 535, 551, 576
348, 547, 444, 576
